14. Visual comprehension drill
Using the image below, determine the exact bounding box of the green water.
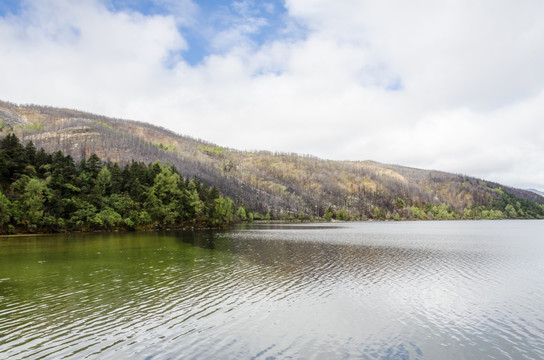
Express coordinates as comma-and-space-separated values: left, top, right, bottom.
0, 231, 238, 359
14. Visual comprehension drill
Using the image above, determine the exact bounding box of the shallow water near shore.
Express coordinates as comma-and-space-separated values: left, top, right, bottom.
1, 220, 543, 359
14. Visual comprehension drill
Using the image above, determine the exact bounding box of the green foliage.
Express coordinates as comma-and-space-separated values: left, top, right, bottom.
214, 197, 235, 225
69, 200, 97, 231
14, 178, 50, 231
282, 212, 295, 221
372, 206, 385, 220
108, 193, 134, 216
187, 181, 205, 220
0, 189, 11, 228
478, 209, 505, 220
198, 145, 225, 157
154, 142, 176, 152
237, 206, 247, 221
323, 208, 334, 221
428, 204, 455, 220
20, 122, 43, 132
504, 204, 517, 218
96, 167, 112, 195
297, 210, 308, 221
252, 212, 271, 221
85, 154, 102, 179
0, 134, 248, 234
490, 210, 504, 219
497, 191, 543, 219
91, 207, 122, 230
336, 209, 350, 221
410, 206, 427, 220
0, 133, 27, 188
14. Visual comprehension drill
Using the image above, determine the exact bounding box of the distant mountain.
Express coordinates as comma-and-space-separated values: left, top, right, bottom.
1, 100, 543, 220
528, 188, 544, 197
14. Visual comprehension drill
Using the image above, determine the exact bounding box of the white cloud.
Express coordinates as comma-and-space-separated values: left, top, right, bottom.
205, 0, 270, 53
0, 0, 185, 110
0, 0, 543, 191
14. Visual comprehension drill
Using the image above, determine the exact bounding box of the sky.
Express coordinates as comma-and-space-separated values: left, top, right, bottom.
0, 0, 543, 191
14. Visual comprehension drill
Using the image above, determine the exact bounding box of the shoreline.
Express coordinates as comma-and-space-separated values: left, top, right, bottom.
2, 218, 542, 238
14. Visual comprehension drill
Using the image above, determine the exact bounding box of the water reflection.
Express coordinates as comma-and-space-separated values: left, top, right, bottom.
0, 221, 543, 359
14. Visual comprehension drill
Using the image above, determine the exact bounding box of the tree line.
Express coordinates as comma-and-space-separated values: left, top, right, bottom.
0, 134, 253, 234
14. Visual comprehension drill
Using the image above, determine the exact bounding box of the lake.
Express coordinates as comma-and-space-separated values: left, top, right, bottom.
1, 220, 543, 359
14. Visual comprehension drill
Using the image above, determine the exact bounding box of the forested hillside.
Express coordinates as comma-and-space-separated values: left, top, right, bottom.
0, 134, 247, 234
1, 100, 543, 223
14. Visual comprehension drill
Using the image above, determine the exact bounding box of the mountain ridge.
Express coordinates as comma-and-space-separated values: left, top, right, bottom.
1, 100, 543, 220
528, 188, 544, 197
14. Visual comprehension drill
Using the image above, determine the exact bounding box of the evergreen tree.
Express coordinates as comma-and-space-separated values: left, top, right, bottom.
25, 141, 37, 166
0, 189, 11, 231
0, 133, 27, 186
109, 163, 123, 194
0, 134, 249, 233
86, 154, 102, 179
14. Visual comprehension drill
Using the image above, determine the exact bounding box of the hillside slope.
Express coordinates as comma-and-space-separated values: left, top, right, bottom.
1, 100, 543, 220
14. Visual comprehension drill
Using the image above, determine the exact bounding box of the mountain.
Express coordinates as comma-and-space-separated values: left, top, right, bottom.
1, 100, 543, 220
528, 188, 544, 197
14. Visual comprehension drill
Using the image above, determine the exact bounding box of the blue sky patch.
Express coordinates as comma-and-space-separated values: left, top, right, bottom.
107, 0, 164, 16
184, 0, 296, 65
108, 0, 301, 66
0, 0, 24, 17
386, 78, 404, 92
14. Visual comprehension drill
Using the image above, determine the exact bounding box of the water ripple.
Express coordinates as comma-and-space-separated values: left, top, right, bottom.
1, 221, 544, 359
